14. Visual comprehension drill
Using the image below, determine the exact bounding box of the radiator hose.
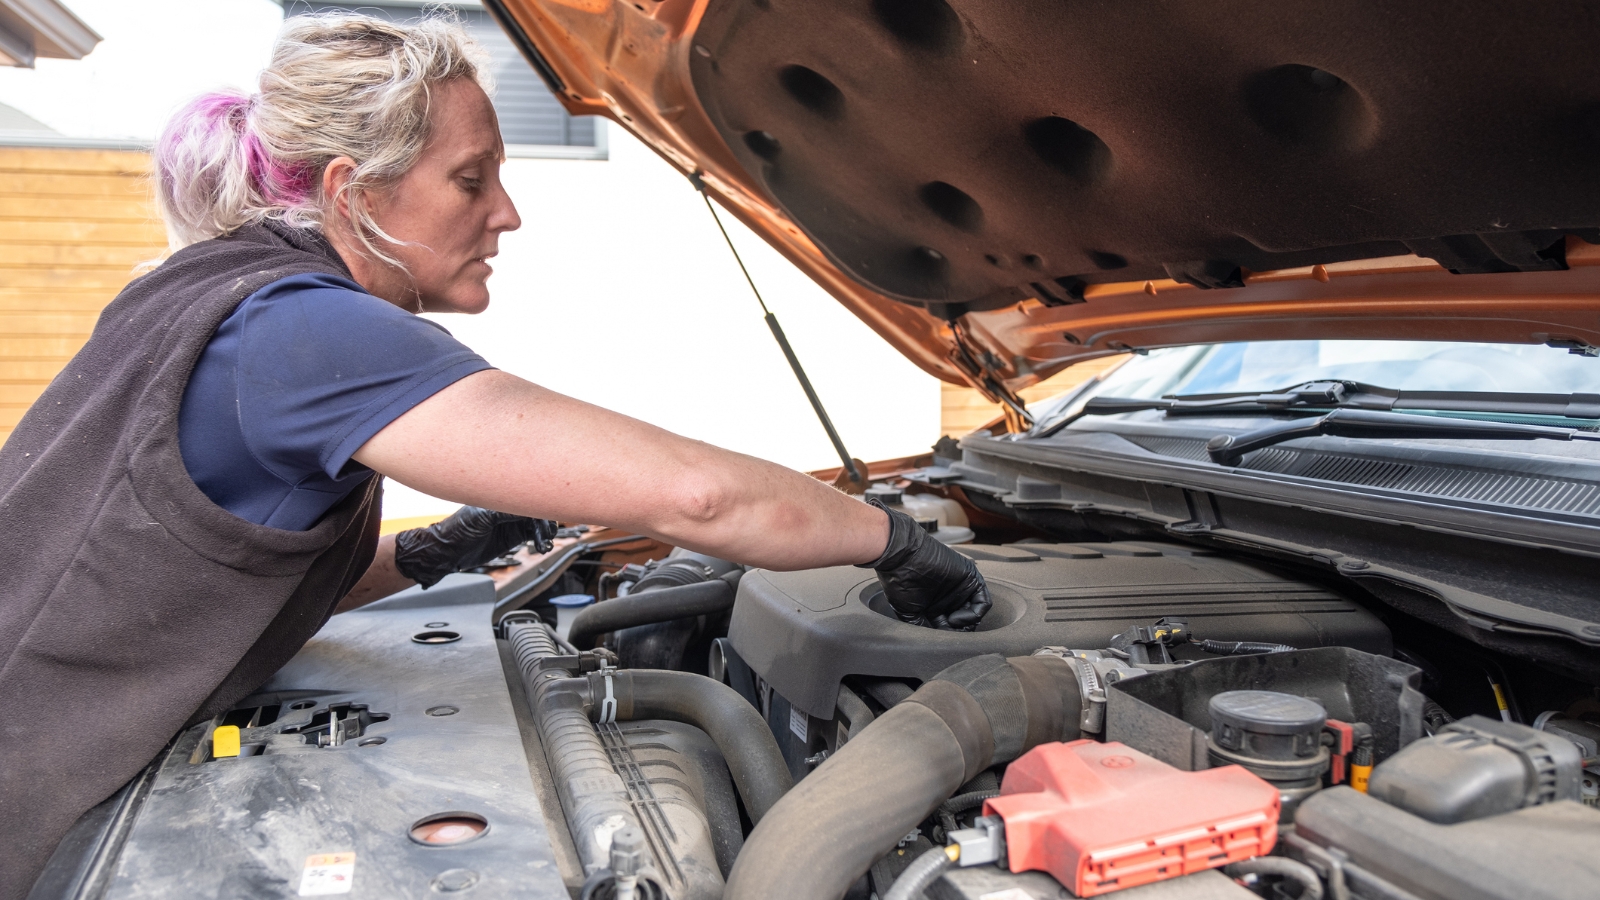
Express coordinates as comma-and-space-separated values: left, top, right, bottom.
542, 668, 793, 821
567, 578, 735, 651
505, 615, 791, 846
723, 654, 1082, 900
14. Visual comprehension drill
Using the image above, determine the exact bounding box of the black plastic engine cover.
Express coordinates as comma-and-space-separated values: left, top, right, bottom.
729, 541, 1389, 718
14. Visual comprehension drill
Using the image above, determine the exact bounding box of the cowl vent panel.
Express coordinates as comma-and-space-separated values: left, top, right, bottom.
1123, 435, 1600, 516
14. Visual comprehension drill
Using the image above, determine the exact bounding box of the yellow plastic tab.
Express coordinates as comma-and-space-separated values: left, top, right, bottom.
213, 724, 241, 759
1351, 763, 1372, 793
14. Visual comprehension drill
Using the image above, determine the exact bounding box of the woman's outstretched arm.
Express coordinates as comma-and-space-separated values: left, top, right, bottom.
352, 369, 891, 571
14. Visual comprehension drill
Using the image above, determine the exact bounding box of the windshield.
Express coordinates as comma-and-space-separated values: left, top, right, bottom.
1099, 340, 1597, 398
1030, 340, 1600, 431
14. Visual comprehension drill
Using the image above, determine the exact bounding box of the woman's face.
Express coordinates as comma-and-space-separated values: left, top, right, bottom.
348, 78, 522, 314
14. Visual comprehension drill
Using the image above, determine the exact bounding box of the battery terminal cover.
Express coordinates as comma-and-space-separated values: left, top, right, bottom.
985, 740, 1280, 897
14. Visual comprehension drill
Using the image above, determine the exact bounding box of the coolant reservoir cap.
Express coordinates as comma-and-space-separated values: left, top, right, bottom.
1210, 690, 1326, 736
863, 484, 904, 505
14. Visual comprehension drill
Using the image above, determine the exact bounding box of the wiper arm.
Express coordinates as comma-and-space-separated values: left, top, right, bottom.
1082, 382, 1600, 420
1083, 381, 1353, 416
1206, 408, 1600, 466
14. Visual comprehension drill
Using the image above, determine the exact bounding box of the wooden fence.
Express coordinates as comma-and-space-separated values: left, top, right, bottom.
0, 146, 166, 446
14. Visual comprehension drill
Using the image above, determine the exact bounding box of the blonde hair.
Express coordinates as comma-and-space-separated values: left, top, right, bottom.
154, 12, 492, 264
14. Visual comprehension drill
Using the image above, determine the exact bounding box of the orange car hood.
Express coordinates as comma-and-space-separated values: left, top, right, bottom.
487, 0, 1600, 412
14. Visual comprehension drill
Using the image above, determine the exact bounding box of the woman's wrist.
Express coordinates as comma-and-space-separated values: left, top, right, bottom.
852, 501, 895, 567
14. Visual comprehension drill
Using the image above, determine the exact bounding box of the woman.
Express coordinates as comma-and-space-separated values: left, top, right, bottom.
0, 13, 988, 895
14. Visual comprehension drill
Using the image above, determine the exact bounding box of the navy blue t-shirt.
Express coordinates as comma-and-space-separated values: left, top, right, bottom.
178, 273, 493, 530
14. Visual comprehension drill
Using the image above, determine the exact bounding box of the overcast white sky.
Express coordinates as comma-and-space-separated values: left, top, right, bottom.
0, 0, 285, 139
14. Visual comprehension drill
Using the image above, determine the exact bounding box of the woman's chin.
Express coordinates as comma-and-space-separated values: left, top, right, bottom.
422, 286, 492, 315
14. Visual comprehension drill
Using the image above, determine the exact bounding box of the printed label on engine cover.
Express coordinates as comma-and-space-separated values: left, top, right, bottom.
789, 706, 808, 741
299, 852, 355, 896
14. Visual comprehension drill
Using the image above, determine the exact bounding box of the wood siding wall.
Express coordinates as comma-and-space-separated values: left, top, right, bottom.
940, 355, 1128, 437
0, 147, 166, 446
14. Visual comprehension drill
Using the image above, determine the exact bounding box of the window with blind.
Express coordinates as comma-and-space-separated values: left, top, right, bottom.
280, 1, 603, 157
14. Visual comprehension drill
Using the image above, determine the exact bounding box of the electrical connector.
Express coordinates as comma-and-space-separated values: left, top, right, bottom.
947, 815, 1005, 867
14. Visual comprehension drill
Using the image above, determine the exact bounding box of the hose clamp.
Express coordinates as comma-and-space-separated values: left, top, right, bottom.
599, 669, 618, 723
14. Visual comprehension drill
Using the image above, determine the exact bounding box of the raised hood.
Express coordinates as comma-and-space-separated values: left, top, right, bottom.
487, 0, 1600, 417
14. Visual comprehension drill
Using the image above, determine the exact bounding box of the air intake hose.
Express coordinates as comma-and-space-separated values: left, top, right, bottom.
723, 654, 1082, 900
567, 578, 735, 651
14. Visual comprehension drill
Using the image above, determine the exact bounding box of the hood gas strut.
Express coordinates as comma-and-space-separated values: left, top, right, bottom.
693, 176, 864, 485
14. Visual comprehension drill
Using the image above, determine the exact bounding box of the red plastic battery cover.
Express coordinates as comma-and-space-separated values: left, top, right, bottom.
984, 740, 1279, 897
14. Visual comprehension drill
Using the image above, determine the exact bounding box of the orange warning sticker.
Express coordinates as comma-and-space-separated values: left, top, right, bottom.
298, 852, 356, 896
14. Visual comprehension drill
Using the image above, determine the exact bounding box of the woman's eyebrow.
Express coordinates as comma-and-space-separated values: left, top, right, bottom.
452, 147, 500, 169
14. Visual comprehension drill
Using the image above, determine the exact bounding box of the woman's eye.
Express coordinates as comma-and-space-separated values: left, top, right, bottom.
458, 177, 483, 191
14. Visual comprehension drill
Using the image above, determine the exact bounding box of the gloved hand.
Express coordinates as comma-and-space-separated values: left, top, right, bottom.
858, 498, 992, 630
394, 506, 558, 588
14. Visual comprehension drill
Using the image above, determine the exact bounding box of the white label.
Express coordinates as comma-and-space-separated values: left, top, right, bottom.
299, 852, 355, 896
789, 706, 808, 741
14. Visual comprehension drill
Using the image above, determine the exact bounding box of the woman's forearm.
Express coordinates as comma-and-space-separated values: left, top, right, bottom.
335, 533, 416, 613
645, 440, 890, 570
352, 371, 891, 571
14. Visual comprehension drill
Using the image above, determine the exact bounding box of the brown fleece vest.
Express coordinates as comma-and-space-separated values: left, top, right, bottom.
0, 224, 382, 898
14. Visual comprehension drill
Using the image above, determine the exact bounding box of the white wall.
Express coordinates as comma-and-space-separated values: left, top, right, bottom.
0, 0, 942, 520
423, 136, 942, 518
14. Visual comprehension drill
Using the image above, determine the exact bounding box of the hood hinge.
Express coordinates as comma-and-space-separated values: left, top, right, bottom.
949, 322, 1033, 432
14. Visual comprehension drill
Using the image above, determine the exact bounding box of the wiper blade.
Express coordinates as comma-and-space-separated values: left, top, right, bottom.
1206, 408, 1600, 466
1084, 381, 1351, 415
1082, 382, 1600, 420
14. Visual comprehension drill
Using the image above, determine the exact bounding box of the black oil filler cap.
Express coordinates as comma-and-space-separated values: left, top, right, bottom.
1209, 690, 1327, 762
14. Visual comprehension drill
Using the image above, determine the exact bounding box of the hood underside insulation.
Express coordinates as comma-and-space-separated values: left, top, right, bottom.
689, 0, 1600, 309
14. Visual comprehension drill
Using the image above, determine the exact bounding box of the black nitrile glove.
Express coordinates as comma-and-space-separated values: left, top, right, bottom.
858, 498, 992, 630
394, 506, 558, 588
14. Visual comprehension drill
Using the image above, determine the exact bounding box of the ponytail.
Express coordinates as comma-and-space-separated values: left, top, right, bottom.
154, 91, 317, 248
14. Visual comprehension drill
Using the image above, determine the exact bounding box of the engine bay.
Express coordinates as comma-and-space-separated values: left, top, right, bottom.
38, 471, 1600, 900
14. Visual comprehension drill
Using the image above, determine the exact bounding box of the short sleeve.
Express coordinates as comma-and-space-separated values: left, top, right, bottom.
233, 273, 494, 484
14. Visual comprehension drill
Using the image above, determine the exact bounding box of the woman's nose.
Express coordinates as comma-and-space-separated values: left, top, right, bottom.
490, 184, 521, 234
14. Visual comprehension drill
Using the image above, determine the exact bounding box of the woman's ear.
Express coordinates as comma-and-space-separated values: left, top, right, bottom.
321, 156, 359, 225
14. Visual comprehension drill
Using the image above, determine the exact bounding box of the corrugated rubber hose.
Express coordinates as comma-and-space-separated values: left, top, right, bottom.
722, 654, 1082, 900
1194, 638, 1296, 655
938, 789, 1000, 836
882, 846, 955, 900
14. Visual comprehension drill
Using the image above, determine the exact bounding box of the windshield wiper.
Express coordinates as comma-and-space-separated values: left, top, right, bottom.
1206, 408, 1600, 466
1082, 381, 1600, 420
